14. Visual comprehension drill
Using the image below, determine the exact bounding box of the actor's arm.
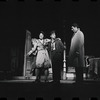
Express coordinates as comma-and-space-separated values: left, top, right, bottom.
57, 38, 64, 52
59, 40, 64, 52
27, 43, 37, 56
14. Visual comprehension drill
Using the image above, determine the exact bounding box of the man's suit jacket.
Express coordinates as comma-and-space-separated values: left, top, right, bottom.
68, 29, 85, 67
48, 38, 64, 60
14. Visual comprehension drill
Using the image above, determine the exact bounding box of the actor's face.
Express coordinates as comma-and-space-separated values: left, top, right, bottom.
51, 33, 56, 39
39, 33, 44, 39
71, 26, 78, 33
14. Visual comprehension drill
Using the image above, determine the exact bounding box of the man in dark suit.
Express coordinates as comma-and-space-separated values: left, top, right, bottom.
48, 31, 64, 83
68, 23, 85, 83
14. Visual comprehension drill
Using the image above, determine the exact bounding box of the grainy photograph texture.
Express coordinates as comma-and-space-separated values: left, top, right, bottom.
0, 0, 100, 100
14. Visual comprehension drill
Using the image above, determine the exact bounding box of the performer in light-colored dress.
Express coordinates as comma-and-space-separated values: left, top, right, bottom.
28, 31, 51, 82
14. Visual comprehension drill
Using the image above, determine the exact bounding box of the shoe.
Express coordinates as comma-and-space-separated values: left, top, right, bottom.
52, 80, 60, 84
44, 80, 49, 83
35, 79, 40, 83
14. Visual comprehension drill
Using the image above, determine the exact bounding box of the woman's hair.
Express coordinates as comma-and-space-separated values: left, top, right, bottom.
39, 31, 45, 38
40, 31, 45, 35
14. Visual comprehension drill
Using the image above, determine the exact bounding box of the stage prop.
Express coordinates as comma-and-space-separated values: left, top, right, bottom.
23, 30, 33, 78
88, 58, 100, 79
62, 42, 67, 80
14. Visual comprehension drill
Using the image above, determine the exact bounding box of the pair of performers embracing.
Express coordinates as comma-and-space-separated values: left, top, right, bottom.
27, 31, 64, 83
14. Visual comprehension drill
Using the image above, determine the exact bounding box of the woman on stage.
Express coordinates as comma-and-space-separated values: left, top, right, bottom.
27, 31, 51, 82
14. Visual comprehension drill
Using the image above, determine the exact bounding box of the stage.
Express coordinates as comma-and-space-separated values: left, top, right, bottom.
0, 68, 100, 100
0, 77, 100, 84
0, 78, 100, 100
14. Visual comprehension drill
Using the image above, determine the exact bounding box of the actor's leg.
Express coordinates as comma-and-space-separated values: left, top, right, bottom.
35, 68, 40, 82
76, 67, 83, 83
44, 68, 49, 82
56, 61, 61, 82
52, 61, 56, 82
52, 61, 61, 83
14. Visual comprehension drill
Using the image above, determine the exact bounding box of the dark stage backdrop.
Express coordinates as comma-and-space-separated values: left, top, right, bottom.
0, 0, 100, 75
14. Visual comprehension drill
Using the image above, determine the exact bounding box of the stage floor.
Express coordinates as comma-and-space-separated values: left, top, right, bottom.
0, 76, 100, 100
0, 79, 100, 100
0, 75, 100, 83
0, 79, 100, 83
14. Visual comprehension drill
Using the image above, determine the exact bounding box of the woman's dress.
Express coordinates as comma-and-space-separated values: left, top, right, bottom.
31, 39, 52, 69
